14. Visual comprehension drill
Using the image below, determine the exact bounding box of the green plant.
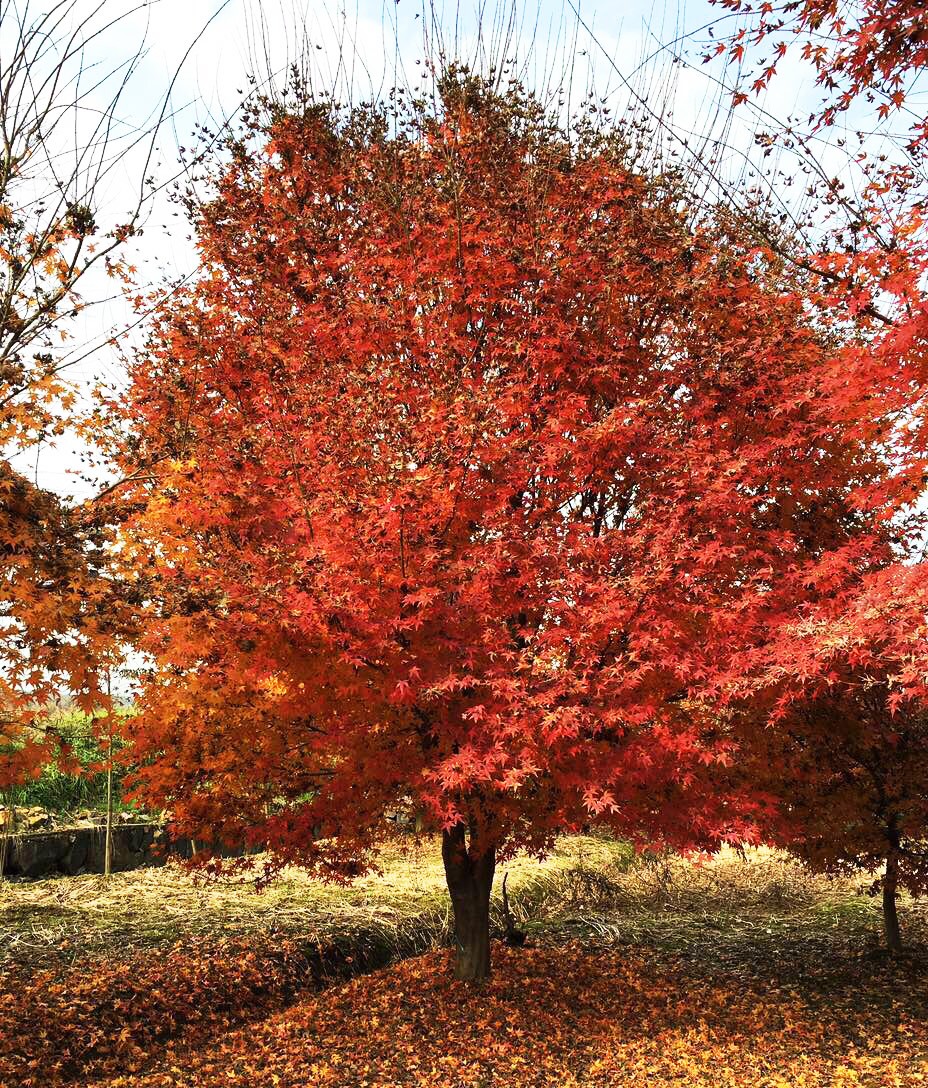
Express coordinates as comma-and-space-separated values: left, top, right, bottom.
7, 709, 137, 816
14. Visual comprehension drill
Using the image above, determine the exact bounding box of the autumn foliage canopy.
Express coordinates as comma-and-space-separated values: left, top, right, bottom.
704, 0, 928, 954
109, 70, 928, 975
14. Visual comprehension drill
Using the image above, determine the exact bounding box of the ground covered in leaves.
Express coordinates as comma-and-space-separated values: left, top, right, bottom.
2, 842, 927, 1087
6, 939, 926, 1088
103, 944, 928, 1088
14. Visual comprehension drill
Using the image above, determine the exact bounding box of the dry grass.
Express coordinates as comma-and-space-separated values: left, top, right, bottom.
4, 835, 926, 1088
530, 845, 928, 981
0, 833, 626, 969
2, 836, 923, 980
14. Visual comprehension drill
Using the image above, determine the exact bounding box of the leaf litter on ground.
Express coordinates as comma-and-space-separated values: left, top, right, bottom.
2, 839, 927, 1087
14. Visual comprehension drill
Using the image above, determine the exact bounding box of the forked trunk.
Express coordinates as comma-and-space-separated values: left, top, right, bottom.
442, 820, 495, 981
883, 846, 903, 957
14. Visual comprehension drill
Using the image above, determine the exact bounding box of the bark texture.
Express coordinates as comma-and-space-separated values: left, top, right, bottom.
883, 845, 903, 956
442, 820, 496, 981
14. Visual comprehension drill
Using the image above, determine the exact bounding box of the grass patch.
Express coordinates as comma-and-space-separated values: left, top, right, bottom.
0, 833, 628, 970
528, 846, 928, 985
3, 837, 923, 979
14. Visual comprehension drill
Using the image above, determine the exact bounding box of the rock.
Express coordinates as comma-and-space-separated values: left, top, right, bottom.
16, 808, 52, 831
0, 822, 259, 879
8, 831, 69, 878
60, 831, 91, 875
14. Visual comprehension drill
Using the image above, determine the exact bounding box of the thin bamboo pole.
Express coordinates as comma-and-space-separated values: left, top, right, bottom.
104, 670, 114, 878
0, 794, 12, 881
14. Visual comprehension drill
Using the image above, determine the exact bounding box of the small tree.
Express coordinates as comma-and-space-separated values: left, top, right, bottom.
0, 2, 222, 788
730, 563, 928, 956
120, 74, 895, 980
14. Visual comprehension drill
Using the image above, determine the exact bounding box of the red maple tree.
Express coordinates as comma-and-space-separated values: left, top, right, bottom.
118, 74, 900, 979
706, 0, 928, 956
723, 563, 928, 955
713, 0, 928, 146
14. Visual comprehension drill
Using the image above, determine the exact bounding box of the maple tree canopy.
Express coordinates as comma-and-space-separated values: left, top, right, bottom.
721, 560, 928, 955
707, 0, 928, 958
0, 465, 116, 788
120, 74, 901, 978
714, 0, 928, 145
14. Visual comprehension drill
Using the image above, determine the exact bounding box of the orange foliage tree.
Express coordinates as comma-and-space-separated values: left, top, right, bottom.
118, 74, 901, 980
0, 4, 157, 788
0, 467, 116, 789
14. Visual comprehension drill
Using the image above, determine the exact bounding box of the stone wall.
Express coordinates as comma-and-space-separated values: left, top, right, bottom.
0, 824, 251, 879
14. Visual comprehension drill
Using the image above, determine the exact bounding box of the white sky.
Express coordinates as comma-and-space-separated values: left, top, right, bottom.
4, 0, 851, 500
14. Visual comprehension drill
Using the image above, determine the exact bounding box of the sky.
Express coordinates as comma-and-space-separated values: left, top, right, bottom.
3, 0, 841, 499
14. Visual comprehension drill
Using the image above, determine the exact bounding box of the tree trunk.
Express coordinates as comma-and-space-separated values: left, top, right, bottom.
442, 820, 495, 981
883, 846, 903, 957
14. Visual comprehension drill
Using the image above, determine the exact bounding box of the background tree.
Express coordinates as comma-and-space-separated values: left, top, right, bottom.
703, 0, 928, 957
0, 1, 222, 790
0, 464, 113, 788
0, 1, 148, 786
119, 72, 898, 981
726, 563, 928, 956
